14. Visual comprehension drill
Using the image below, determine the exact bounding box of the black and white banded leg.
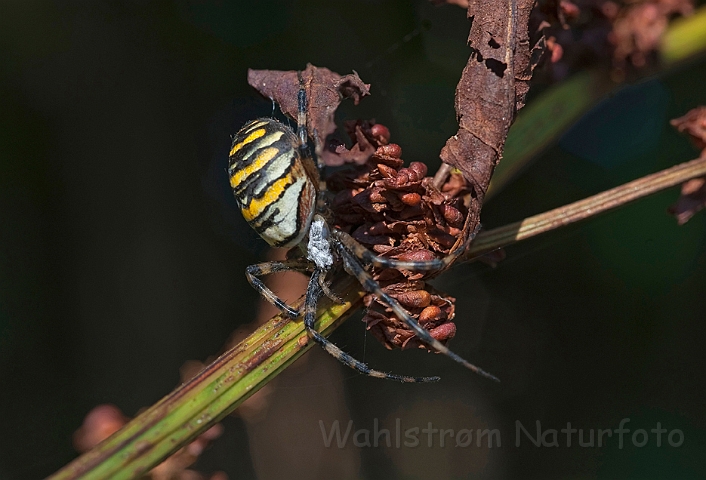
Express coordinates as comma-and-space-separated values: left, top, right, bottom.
334, 240, 499, 382
303, 268, 440, 383
331, 222, 482, 273
246, 260, 313, 319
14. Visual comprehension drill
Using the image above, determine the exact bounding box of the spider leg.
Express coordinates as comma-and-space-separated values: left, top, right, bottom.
246, 260, 313, 319
331, 222, 481, 273
334, 242, 500, 382
296, 71, 313, 160
296, 72, 307, 145
317, 270, 345, 304
304, 268, 440, 383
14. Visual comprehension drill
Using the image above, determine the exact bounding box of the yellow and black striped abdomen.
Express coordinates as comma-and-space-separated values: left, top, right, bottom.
228, 118, 316, 248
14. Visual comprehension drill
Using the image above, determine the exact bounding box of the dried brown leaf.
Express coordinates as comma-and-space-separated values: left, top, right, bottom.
440, 0, 538, 205
331, 125, 376, 166
247, 64, 371, 166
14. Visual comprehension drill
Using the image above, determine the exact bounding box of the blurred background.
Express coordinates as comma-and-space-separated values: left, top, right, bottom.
1, 1, 705, 478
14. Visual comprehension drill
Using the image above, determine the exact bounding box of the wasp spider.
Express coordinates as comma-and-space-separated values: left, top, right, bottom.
228, 74, 497, 383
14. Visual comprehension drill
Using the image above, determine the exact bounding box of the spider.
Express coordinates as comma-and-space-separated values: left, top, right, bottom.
228, 72, 498, 383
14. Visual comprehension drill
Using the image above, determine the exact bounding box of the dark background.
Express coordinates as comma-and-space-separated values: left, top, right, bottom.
1, 1, 705, 479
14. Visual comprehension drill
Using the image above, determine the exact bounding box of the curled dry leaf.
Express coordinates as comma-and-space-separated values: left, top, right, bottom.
669, 106, 706, 224
433, 0, 539, 283
248, 64, 371, 166
440, 0, 539, 207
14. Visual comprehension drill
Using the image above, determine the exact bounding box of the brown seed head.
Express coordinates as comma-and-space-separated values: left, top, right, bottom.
327, 122, 472, 351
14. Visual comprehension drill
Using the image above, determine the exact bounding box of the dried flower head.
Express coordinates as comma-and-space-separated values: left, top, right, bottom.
327, 123, 473, 350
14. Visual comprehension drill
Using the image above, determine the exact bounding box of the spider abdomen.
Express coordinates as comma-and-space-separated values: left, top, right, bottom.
228, 118, 316, 248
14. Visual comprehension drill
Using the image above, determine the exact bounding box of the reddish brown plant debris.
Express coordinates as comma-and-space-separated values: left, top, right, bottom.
428, 0, 539, 295
609, 0, 693, 70
365, 285, 459, 350
669, 107, 706, 224
525, 0, 695, 83
149, 423, 226, 480
329, 120, 378, 166
327, 124, 476, 350
670, 106, 706, 150
248, 64, 372, 166
74, 403, 226, 480
560, 0, 581, 22
529, 1, 615, 82
73, 404, 129, 453
546, 36, 565, 63
668, 177, 706, 224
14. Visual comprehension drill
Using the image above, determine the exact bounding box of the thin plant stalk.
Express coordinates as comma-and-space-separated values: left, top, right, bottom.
466, 155, 706, 259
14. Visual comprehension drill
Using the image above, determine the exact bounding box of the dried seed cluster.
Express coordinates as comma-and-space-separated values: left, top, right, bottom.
531, 0, 694, 82
326, 122, 472, 351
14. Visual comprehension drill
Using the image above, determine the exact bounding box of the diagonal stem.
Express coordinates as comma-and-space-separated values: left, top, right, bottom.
466, 155, 706, 259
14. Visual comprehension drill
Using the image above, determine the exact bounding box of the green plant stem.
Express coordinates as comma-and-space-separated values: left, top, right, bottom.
49, 155, 706, 480
49, 276, 365, 480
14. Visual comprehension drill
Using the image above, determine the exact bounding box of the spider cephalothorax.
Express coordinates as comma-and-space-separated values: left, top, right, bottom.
228, 73, 497, 383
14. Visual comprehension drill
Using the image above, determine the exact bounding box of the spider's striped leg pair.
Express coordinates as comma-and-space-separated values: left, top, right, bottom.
303, 268, 440, 383
332, 235, 500, 382
246, 260, 312, 319
246, 259, 344, 319
331, 221, 482, 273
